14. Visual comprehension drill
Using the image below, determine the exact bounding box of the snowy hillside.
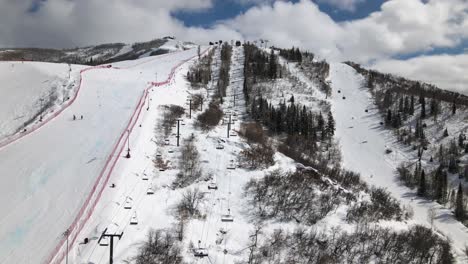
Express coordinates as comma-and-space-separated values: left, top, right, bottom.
0, 48, 202, 263
0, 61, 82, 142
1, 41, 468, 264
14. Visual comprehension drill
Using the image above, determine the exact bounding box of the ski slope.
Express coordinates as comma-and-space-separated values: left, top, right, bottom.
0, 62, 80, 141
329, 62, 468, 262
0, 48, 201, 264
67, 45, 264, 264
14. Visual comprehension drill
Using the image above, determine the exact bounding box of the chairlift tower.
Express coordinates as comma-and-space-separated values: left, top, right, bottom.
125, 129, 131, 158
98, 228, 123, 264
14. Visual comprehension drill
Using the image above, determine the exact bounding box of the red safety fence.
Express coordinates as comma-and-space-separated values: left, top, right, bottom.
45, 47, 210, 264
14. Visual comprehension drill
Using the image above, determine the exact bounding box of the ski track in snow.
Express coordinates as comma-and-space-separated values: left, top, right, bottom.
329, 62, 468, 262
0, 48, 202, 264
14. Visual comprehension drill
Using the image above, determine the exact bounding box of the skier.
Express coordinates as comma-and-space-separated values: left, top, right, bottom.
80, 115, 83, 120
73, 115, 76, 121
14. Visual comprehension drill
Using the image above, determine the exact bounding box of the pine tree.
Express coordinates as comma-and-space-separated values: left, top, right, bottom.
420, 95, 426, 118
452, 101, 457, 115
327, 111, 335, 137
404, 96, 410, 114
386, 109, 392, 125
455, 183, 465, 220
459, 133, 465, 148
464, 165, 468, 181
443, 128, 449, 137
409, 95, 415, 115
418, 169, 426, 196
268, 49, 277, 79
448, 155, 458, 174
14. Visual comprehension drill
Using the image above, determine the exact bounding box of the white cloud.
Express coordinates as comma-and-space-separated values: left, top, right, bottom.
0, 0, 467, 93
339, 0, 468, 62
316, 0, 366, 12
372, 54, 468, 95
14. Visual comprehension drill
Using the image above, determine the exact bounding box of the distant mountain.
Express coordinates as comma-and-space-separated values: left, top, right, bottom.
0, 38, 197, 65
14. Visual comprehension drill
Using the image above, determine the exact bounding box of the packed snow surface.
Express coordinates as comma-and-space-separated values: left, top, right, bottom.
0, 49, 199, 263
0, 62, 81, 141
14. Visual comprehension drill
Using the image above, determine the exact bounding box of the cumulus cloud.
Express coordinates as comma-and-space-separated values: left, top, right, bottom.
372, 54, 468, 94
0, 0, 222, 48
316, 0, 366, 12
0, 0, 467, 92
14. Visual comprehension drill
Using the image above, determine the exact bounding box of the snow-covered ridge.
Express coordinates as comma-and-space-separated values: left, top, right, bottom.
0, 38, 196, 66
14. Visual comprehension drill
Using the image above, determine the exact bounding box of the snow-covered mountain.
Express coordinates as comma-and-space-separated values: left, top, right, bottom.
0, 38, 197, 65
1, 41, 468, 264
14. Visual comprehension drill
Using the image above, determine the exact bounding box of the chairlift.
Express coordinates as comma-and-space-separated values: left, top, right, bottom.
168, 148, 174, 154
221, 209, 234, 222
193, 248, 209, 258
159, 167, 166, 172
156, 151, 162, 157
216, 143, 224, 150
229, 131, 237, 137
130, 212, 138, 225
124, 197, 133, 209
208, 182, 218, 190
147, 185, 155, 195
164, 139, 170, 145
142, 173, 149, 181
99, 236, 109, 246
227, 160, 236, 170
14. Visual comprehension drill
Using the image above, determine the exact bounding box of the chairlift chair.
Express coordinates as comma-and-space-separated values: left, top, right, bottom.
147, 185, 155, 195
99, 236, 109, 246
142, 173, 149, 181
221, 210, 234, 222
229, 131, 237, 137
227, 160, 236, 170
168, 148, 174, 154
164, 139, 170, 145
216, 143, 224, 150
130, 212, 138, 225
156, 152, 162, 157
208, 182, 218, 190
193, 248, 209, 258
124, 197, 133, 209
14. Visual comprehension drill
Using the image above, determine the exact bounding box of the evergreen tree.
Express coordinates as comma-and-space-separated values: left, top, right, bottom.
326, 111, 335, 137
430, 99, 439, 120
268, 49, 277, 79
458, 133, 465, 148
464, 165, 468, 181
409, 95, 415, 115
420, 95, 426, 118
452, 101, 457, 115
386, 109, 392, 125
455, 183, 465, 220
448, 155, 458, 174
443, 128, 449, 137
418, 169, 426, 196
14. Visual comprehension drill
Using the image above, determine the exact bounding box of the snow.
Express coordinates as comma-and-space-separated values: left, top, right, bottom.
0, 48, 200, 263
328, 62, 468, 262
0, 62, 82, 141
